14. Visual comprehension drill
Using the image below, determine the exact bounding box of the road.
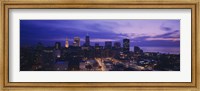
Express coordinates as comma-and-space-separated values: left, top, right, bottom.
95, 58, 106, 71
95, 57, 145, 71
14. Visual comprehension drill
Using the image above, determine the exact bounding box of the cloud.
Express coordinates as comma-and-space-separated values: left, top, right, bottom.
154, 30, 179, 38
161, 27, 172, 31
160, 20, 180, 31
130, 29, 180, 44
20, 20, 180, 47
90, 38, 118, 42
145, 38, 179, 42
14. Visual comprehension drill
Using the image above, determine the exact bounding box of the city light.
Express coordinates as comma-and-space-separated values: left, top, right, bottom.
20, 35, 180, 71
20, 20, 180, 71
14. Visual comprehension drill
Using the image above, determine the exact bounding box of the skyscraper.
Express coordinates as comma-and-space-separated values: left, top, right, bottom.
114, 42, 121, 49
105, 41, 112, 49
85, 35, 90, 46
134, 46, 143, 54
65, 37, 69, 48
123, 39, 130, 52
55, 42, 61, 50
73, 37, 80, 47
54, 42, 61, 60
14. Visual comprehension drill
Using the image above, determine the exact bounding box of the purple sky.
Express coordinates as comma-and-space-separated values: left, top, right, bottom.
20, 20, 180, 47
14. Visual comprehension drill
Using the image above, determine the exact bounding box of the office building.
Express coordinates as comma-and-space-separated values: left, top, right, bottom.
73, 37, 80, 47
105, 41, 112, 49
85, 35, 90, 46
114, 42, 121, 49
123, 39, 130, 52
134, 46, 143, 53
55, 42, 61, 50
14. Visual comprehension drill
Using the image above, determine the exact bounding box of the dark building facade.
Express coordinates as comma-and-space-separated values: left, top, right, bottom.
134, 46, 143, 53
105, 41, 112, 49
85, 35, 90, 46
123, 39, 130, 52
73, 37, 80, 47
55, 42, 61, 50
114, 42, 121, 49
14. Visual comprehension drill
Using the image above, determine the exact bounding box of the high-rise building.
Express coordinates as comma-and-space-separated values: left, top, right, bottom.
123, 39, 130, 52
134, 46, 143, 53
85, 35, 90, 46
55, 42, 61, 50
65, 38, 69, 48
114, 42, 121, 49
54, 42, 61, 61
95, 43, 101, 50
105, 41, 112, 49
73, 37, 80, 47
54, 49, 61, 58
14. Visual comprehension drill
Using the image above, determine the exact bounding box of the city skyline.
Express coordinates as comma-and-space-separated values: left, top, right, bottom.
20, 20, 180, 47
20, 20, 180, 71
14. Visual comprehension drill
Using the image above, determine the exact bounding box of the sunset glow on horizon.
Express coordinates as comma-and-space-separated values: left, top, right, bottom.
20, 20, 180, 47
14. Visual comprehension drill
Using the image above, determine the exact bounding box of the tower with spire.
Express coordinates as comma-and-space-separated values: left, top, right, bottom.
65, 37, 69, 48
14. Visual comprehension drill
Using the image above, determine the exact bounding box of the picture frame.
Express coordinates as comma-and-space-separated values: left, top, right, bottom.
0, 0, 199, 91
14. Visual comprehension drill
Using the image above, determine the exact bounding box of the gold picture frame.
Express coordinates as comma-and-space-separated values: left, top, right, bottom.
0, 0, 199, 91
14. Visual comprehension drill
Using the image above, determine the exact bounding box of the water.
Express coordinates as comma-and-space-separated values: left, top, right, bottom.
130, 47, 180, 54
